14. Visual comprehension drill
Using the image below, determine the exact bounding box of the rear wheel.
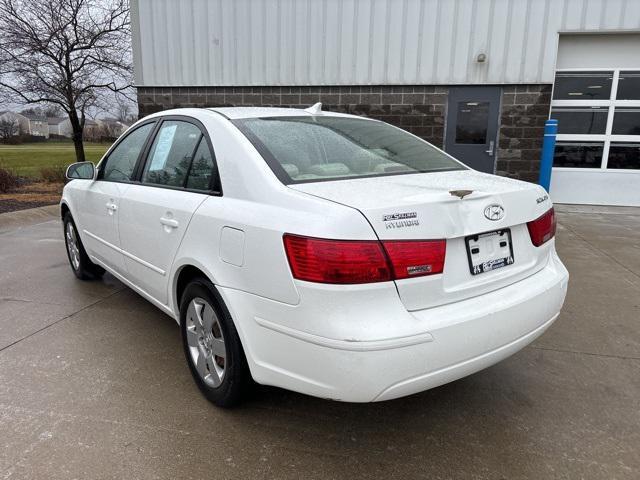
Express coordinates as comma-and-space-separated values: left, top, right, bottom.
180, 278, 250, 407
63, 212, 105, 280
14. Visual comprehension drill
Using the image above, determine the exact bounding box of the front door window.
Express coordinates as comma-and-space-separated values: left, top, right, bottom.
101, 122, 154, 182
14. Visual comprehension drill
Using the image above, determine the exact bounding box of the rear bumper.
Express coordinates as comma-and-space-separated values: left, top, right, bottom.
221, 251, 569, 402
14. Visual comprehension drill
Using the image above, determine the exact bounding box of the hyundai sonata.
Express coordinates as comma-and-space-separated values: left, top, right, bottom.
61, 105, 568, 407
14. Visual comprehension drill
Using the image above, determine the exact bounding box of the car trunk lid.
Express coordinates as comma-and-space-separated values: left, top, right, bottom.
289, 170, 554, 310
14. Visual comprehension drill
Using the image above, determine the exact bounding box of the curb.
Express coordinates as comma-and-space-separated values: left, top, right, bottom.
554, 204, 640, 216
0, 204, 60, 233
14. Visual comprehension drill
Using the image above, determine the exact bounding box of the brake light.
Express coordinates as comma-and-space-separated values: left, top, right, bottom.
283, 234, 446, 284
382, 240, 446, 279
283, 234, 391, 284
527, 208, 556, 246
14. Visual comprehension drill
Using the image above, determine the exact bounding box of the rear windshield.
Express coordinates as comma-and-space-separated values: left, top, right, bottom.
234, 116, 465, 184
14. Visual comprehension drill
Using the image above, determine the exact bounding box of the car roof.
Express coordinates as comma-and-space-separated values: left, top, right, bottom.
208, 106, 368, 121
137, 107, 375, 126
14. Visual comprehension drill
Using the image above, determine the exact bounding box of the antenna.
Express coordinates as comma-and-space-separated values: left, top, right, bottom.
304, 102, 322, 115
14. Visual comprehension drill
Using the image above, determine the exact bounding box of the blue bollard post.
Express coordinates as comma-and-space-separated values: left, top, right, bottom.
538, 119, 558, 192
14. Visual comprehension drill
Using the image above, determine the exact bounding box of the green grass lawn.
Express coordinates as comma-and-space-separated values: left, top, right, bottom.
0, 141, 112, 178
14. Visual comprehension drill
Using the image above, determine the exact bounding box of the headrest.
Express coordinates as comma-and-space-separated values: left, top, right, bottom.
281, 163, 300, 178
307, 163, 351, 177
373, 162, 412, 173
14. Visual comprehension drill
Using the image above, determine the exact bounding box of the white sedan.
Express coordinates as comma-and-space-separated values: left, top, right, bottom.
61, 105, 568, 407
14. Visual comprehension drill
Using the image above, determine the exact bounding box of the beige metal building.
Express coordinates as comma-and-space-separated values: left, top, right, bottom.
132, 0, 640, 206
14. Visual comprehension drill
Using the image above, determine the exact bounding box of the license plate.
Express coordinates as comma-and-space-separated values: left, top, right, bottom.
465, 229, 514, 275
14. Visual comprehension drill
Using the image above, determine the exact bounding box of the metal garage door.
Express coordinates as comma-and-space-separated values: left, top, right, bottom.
549, 34, 640, 207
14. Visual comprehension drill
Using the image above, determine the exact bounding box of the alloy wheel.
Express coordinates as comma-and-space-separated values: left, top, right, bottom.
65, 222, 81, 271
185, 297, 226, 387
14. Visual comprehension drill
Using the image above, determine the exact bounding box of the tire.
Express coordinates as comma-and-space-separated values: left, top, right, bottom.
63, 212, 105, 280
180, 278, 251, 407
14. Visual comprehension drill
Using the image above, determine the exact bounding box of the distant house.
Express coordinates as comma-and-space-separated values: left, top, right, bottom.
47, 117, 69, 137
46, 117, 113, 140
0, 111, 29, 136
20, 112, 49, 138
97, 118, 129, 137
83, 118, 101, 139
2, 111, 131, 140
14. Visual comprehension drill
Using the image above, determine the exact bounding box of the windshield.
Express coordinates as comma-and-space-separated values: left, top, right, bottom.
234, 116, 466, 184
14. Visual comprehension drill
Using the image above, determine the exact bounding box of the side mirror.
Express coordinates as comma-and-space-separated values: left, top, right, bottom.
65, 162, 95, 180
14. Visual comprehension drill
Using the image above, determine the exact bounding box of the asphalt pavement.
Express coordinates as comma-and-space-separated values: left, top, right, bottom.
0, 204, 639, 479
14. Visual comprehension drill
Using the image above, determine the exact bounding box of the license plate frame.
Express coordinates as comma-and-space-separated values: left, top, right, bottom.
465, 229, 514, 275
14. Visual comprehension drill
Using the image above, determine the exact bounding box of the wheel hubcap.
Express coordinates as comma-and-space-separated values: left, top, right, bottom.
185, 297, 226, 387
65, 222, 80, 271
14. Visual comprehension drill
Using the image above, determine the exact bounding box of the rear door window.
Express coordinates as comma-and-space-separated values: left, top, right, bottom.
186, 140, 216, 190
141, 121, 202, 187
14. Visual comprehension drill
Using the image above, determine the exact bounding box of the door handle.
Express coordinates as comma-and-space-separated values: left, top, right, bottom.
105, 201, 117, 213
160, 217, 179, 229
485, 140, 495, 156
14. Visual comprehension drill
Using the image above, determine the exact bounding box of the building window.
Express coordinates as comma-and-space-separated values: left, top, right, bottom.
611, 108, 640, 135
551, 69, 640, 171
617, 72, 640, 100
455, 102, 489, 144
607, 143, 640, 170
552, 71, 613, 100
553, 143, 603, 168
550, 107, 608, 135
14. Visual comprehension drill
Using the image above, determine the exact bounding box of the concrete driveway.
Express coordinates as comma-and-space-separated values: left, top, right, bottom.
1, 205, 639, 479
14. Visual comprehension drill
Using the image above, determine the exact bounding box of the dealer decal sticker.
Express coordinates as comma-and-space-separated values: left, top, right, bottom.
382, 211, 419, 230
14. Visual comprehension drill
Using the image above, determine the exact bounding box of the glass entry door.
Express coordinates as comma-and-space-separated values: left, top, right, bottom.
445, 87, 501, 173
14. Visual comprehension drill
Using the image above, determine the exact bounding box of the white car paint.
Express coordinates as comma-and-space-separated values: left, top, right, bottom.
61, 107, 569, 402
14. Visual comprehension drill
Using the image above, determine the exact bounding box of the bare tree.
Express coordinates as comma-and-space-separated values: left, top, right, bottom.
0, 0, 132, 162
19, 107, 43, 116
0, 119, 19, 140
43, 104, 64, 118
114, 94, 136, 124
115, 102, 131, 124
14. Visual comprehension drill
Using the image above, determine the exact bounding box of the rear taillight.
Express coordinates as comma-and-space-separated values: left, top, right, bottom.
283, 234, 391, 284
382, 240, 446, 279
283, 234, 446, 284
527, 208, 556, 247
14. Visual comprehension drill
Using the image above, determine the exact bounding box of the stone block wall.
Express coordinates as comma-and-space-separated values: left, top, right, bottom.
137, 85, 448, 148
137, 84, 552, 181
497, 84, 552, 183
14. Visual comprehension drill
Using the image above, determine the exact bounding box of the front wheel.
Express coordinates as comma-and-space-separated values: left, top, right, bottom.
180, 278, 251, 407
63, 212, 105, 280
